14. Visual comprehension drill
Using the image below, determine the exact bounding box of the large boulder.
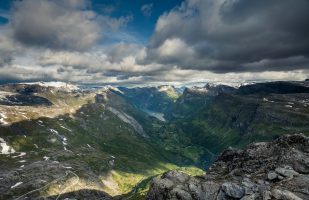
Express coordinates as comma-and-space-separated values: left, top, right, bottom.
221, 182, 245, 198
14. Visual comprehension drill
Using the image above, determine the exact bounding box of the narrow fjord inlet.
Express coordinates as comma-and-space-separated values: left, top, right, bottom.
0, 81, 309, 199
0, 0, 309, 199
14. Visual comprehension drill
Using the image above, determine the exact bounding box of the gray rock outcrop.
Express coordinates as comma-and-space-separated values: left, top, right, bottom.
147, 134, 309, 200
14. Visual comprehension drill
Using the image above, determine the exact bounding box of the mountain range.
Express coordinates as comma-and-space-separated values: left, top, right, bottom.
0, 80, 309, 199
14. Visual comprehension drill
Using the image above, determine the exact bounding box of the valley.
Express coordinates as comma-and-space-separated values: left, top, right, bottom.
1, 0, 308, 199
0, 81, 309, 199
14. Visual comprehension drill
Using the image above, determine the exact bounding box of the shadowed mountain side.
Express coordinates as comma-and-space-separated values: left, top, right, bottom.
0, 95, 201, 199
45, 189, 112, 200
237, 81, 309, 95
175, 92, 309, 166
0, 94, 53, 106
116, 86, 180, 115
2, 81, 309, 199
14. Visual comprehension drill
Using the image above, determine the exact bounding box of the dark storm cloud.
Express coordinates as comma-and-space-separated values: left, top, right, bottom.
0, 41, 13, 67
144, 0, 309, 72
1, 0, 308, 85
0, 31, 15, 67
0, 53, 12, 67
11, 0, 101, 51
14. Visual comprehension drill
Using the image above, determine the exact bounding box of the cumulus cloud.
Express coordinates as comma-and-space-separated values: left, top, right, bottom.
0, 36, 13, 66
99, 15, 133, 32
0, 0, 308, 85
11, 0, 101, 51
105, 43, 146, 63
0, 27, 17, 67
0, 0, 142, 83
141, 3, 153, 17
144, 0, 309, 72
37, 43, 164, 81
156, 38, 195, 64
39, 43, 146, 70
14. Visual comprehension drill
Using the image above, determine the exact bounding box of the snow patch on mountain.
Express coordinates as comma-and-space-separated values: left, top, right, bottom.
12, 152, 26, 158
10, 182, 23, 189
107, 107, 147, 137
43, 156, 50, 161
60, 125, 72, 132
24, 81, 78, 91
108, 86, 124, 94
142, 109, 166, 122
0, 137, 15, 154
99, 85, 124, 94
0, 91, 17, 102
49, 129, 68, 150
157, 85, 174, 92
0, 112, 8, 125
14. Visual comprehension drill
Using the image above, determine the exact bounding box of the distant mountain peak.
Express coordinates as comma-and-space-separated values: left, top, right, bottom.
24, 81, 79, 91
157, 85, 175, 92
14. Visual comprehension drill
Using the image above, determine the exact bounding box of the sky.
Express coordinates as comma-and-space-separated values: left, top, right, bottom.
0, 0, 309, 85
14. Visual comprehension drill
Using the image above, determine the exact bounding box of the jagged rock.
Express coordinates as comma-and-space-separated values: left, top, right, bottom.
221, 182, 245, 198
162, 170, 190, 184
147, 171, 223, 200
187, 179, 220, 200
147, 171, 188, 200
170, 186, 192, 200
216, 190, 228, 200
262, 190, 271, 200
271, 189, 302, 200
147, 134, 309, 200
278, 175, 284, 180
242, 178, 257, 195
200, 181, 221, 200
241, 193, 259, 200
275, 166, 299, 178
293, 158, 309, 174
267, 171, 278, 180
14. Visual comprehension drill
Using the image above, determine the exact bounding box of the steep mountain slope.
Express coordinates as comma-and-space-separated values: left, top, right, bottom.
180, 92, 309, 157
117, 85, 180, 116
147, 133, 309, 200
1, 81, 309, 199
160, 81, 309, 167
106, 81, 309, 173
237, 81, 309, 95
167, 84, 237, 119
0, 83, 200, 199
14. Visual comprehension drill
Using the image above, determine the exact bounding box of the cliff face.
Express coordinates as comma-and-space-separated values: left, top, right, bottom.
147, 134, 309, 200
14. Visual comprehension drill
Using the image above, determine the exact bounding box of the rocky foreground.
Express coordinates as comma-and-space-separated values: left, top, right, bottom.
147, 134, 309, 200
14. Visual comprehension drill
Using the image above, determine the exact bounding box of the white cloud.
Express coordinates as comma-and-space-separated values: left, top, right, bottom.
145, 68, 309, 85
38, 43, 149, 73
0, 0, 308, 85
99, 15, 133, 32
141, 3, 153, 17
157, 38, 194, 58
